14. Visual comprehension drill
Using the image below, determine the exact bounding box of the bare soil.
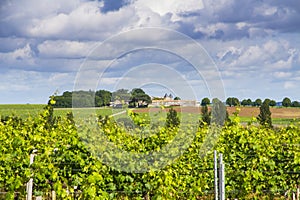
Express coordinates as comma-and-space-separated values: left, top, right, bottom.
134, 106, 300, 119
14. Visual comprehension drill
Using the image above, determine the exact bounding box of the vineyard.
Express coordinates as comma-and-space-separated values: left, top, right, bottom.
1, 103, 300, 199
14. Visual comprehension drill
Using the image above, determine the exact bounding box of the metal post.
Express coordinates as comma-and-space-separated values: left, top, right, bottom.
221, 162, 225, 200
219, 153, 225, 200
214, 150, 218, 200
219, 153, 223, 200
26, 150, 37, 200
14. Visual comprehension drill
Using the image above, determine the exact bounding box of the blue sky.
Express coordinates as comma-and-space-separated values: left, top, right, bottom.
1, 0, 300, 104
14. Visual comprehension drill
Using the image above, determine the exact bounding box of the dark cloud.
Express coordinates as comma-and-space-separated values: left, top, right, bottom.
174, 0, 300, 40
1, 0, 300, 103
100, 0, 130, 13
176, 21, 205, 39
258, 7, 300, 32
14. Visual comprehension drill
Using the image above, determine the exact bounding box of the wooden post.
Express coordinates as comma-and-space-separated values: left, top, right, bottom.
26, 150, 37, 200
52, 191, 56, 200
293, 192, 296, 200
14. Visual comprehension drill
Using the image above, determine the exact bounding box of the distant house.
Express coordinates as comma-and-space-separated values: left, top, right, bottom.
150, 94, 196, 107
110, 100, 127, 108
150, 99, 197, 107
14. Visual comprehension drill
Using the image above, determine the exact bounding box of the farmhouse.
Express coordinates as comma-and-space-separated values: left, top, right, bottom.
150, 94, 197, 107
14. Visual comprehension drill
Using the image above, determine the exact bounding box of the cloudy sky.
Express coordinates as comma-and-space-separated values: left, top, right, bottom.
1, 0, 300, 104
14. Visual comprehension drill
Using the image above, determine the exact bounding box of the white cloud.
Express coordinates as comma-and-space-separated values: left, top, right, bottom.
134, 0, 204, 21
254, 5, 278, 17
284, 81, 296, 89
273, 71, 292, 79
26, 1, 137, 40
0, 44, 36, 66
217, 39, 296, 72
1, 0, 300, 103
0, 70, 41, 92
38, 40, 95, 58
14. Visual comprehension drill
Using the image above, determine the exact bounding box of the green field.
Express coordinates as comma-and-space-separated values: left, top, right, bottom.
1, 104, 300, 199
0, 104, 114, 119
0, 104, 46, 119
1, 104, 300, 126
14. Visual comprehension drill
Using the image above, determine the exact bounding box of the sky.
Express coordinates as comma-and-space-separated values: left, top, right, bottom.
1, 0, 300, 104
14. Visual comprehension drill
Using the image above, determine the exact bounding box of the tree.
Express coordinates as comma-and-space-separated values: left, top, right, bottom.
254, 99, 262, 107
200, 105, 211, 126
292, 101, 300, 107
211, 98, 227, 126
257, 100, 272, 128
174, 96, 181, 100
246, 99, 253, 106
241, 98, 253, 107
95, 90, 112, 107
166, 108, 180, 128
241, 99, 253, 106
62, 91, 72, 97
201, 97, 210, 106
129, 88, 152, 108
282, 97, 292, 107
226, 97, 240, 107
112, 89, 131, 102
241, 99, 248, 106
71, 90, 94, 108
269, 100, 276, 107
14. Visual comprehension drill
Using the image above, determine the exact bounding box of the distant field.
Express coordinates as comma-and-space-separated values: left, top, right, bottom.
226, 106, 300, 119
1, 104, 300, 125
134, 106, 300, 118
0, 104, 46, 118
133, 106, 300, 125
0, 104, 114, 119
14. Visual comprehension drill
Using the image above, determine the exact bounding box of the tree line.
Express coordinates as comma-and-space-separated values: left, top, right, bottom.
51, 88, 152, 108
200, 97, 300, 107
200, 98, 273, 128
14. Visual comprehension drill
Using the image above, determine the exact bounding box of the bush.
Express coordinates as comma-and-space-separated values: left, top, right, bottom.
166, 108, 180, 128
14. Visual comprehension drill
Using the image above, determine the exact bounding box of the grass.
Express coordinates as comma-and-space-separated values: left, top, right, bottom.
54, 107, 114, 118
0, 105, 114, 120
0, 104, 46, 119
1, 105, 300, 126
230, 116, 300, 126
272, 118, 300, 125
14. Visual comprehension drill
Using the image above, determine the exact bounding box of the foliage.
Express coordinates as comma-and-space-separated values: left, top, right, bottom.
112, 89, 131, 102
95, 90, 112, 107
2, 99, 300, 199
269, 99, 276, 107
241, 98, 252, 106
53, 90, 95, 108
253, 98, 262, 107
282, 97, 292, 107
226, 97, 240, 107
129, 88, 152, 108
257, 100, 272, 128
165, 108, 180, 128
201, 97, 210, 106
52, 88, 153, 108
200, 105, 211, 126
292, 101, 300, 107
211, 98, 228, 126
